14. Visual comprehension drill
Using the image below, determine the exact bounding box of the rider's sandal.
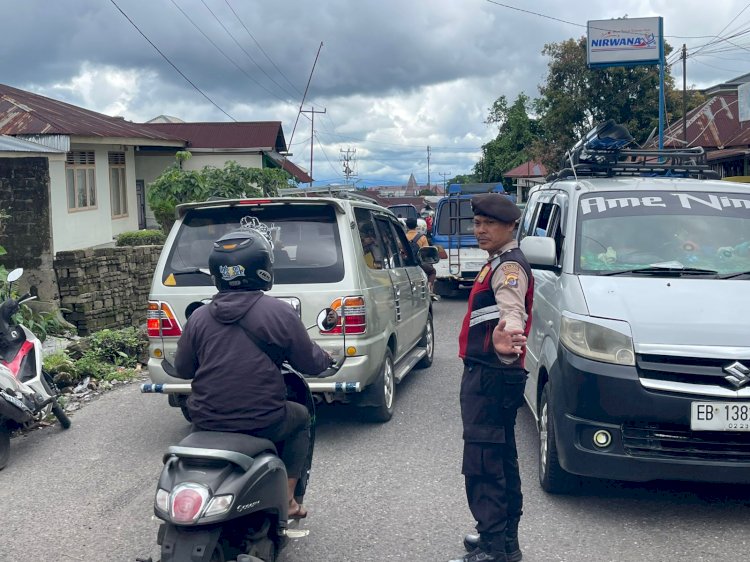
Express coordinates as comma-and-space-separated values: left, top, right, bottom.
288, 503, 308, 519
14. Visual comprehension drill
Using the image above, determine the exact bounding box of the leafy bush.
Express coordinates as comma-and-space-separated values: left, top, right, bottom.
43, 350, 79, 387
115, 230, 166, 247
74, 351, 117, 380
87, 327, 147, 368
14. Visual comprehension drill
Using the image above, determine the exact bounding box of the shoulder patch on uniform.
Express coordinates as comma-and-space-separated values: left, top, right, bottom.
504, 273, 519, 288
476, 264, 491, 283
501, 262, 520, 275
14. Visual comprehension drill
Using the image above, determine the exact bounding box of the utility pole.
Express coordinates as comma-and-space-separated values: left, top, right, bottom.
300, 106, 326, 185
426, 146, 431, 193
340, 147, 357, 185
682, 43, 688, 146
439, 171, 451, 194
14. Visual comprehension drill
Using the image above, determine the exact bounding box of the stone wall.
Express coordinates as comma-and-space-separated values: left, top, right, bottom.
53, 246, 162, 335
0, 157, 57, 302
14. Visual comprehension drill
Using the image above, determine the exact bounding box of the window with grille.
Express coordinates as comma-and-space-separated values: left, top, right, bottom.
65, 151, 97, 211
109, 152, 127, 217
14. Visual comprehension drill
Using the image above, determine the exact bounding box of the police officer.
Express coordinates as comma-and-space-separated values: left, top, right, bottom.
449, 193, 534, 562
174, 228, 333, 520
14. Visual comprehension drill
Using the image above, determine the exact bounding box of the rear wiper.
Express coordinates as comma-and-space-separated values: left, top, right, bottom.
599, 266, 718, 277
171, 268, 211, 276
718, 270, 750, 280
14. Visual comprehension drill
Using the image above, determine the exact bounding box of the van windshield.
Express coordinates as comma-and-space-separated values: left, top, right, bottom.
163, 203, 344, 286
576, 190, 750, 276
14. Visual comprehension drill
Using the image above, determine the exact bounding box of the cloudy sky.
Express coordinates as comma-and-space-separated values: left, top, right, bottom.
3, 0, 750, 187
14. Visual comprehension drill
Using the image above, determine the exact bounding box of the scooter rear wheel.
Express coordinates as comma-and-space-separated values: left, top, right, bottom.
0, 426, 10, 470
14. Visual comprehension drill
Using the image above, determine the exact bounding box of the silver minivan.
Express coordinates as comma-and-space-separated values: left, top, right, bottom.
147, 195, 438, 422
518, 161, 750, 492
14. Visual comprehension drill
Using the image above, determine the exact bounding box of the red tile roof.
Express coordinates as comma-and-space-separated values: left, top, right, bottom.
0, 83, 180, 141
504, 160, 548, 177
143, 122, 288, 152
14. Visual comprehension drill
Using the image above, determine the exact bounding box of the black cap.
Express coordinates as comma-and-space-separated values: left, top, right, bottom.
405, 217, 418, 229
471, 193, 521, 223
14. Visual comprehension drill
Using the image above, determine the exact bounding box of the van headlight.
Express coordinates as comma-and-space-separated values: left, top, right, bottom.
560, 316, 635, 366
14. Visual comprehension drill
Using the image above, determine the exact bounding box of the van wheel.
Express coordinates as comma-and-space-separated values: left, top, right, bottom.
364, 349, 395, 423
415, 313, 434, 369
539, 384, 576, 494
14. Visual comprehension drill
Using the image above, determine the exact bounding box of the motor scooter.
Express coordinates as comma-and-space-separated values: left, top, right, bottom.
139, 307, 354, 562
0, 268, 71, 469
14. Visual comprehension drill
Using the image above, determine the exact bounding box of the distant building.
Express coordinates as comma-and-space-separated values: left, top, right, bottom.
660, 72, 750, 178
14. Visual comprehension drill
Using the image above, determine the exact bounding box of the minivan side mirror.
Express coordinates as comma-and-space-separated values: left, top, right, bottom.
418, 246, 440, 264
520, 237, 558, 271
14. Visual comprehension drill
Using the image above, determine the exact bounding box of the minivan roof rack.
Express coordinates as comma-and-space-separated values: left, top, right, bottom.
277, 185, 380, 205
547, 120, 721, 181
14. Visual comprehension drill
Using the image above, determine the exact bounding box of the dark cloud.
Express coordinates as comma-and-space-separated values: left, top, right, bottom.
2, 0, 749, 183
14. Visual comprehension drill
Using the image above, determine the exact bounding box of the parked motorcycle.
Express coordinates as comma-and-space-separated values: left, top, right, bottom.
0, 268, 71, 469
140, 307, 352, 562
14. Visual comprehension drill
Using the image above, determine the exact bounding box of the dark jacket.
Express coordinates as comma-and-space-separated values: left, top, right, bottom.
174, 290, 331, 432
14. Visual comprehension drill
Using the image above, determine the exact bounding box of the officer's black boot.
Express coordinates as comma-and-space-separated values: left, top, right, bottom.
450, 534, 507, 562
464, 520, 522, 562
505, 517, 522, 562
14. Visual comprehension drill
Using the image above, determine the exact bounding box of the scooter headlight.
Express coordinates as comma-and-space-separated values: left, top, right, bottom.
170, 483, 210, 524
204, 494, 234, 517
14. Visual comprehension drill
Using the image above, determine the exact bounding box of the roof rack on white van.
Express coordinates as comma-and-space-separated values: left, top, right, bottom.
547, 120, 721, 182
278, 185, 380, 205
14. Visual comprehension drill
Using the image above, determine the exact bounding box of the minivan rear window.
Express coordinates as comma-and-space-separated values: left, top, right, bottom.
163, 203, 344, 286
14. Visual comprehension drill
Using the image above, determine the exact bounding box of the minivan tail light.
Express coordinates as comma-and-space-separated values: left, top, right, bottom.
147, 301, 182, 338
325, 296, 366, 335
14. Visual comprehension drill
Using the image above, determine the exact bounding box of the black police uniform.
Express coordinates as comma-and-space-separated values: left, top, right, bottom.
451, 194, 534, 562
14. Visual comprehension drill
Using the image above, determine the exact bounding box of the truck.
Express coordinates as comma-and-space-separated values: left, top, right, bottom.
430, 183, 511, 297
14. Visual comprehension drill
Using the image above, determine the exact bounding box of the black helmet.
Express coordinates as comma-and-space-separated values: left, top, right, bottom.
208, 229, 274, 292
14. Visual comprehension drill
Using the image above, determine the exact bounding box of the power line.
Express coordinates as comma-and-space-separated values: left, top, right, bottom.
690, 2, 750, 57
223, 0, 303, 97
168, 0, 294, 107
484, 0, 721, 39
198, 0, 297, 102
108, 0, 235, 121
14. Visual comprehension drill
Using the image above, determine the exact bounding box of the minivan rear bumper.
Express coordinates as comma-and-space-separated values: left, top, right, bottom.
549, 346, 750, 484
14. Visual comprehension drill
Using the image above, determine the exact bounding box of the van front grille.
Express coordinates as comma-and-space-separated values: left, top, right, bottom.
622, 423, 750, 462
636, 354, 750, 391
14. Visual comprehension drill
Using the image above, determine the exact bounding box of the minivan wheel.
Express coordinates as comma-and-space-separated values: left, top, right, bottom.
415, 313, 434, 369
539, 384, 576, 494
364, 349, 395, 423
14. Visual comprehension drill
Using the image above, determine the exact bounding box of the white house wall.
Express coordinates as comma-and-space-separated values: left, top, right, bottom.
183, 153, 263, 171
134, 151, 264, 229
50, 143, 139, 253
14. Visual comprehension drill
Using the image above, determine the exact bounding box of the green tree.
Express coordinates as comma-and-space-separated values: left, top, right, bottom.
531, 36, 691, 169
474, 93, 538, 187
147, 152, 296, 232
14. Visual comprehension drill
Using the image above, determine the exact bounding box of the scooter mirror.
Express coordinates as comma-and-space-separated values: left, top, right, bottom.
316, 308, 339, 332
6, 268, 23, 283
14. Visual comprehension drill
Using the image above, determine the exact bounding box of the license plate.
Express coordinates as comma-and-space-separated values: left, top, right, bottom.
691, 402, 750, 431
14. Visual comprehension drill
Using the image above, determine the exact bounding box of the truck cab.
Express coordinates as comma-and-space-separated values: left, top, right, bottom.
431, 183, 512, 297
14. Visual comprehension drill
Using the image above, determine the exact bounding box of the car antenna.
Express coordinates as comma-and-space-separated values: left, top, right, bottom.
566, 150, 579, 183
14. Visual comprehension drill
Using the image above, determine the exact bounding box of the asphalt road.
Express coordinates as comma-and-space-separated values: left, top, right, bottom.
2, 296, 749, 562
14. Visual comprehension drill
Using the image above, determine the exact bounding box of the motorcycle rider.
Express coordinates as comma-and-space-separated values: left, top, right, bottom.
174, 228, 333, 519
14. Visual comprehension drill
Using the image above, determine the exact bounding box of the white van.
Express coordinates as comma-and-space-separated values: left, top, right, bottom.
518, 140, 750, 492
